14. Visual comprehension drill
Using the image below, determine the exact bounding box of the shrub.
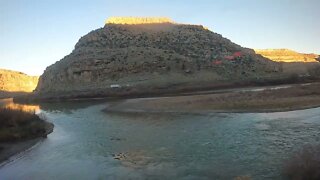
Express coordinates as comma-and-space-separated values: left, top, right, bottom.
0, 108, 49, 142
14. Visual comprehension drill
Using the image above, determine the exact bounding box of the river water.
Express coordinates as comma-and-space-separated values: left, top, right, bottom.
0, 98, 319, 179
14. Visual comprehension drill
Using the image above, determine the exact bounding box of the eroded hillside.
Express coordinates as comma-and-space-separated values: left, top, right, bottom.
0, 69, 39, 92
30, 17, 286, 99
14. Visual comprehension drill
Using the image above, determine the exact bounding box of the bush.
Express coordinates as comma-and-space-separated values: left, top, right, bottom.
0, 108, 49, 142
283, 144, 320, 180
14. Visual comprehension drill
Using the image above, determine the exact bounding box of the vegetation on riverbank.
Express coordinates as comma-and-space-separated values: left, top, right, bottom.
0, 108, 53, 142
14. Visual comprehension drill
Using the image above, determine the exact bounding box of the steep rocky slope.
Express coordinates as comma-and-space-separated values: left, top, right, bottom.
254, 49, 319, 63
0, 69, 39, 92
33, 17, 285, 99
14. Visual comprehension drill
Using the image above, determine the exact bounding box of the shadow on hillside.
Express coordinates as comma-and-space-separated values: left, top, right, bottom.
0, 90, 31, 99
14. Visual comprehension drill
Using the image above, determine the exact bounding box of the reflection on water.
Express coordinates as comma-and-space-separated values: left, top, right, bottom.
0, 98, 39, 113
38, 99, 110, 113
0, 99, 319, 179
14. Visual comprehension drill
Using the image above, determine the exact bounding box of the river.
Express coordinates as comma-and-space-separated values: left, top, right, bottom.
0, 98, 319, 179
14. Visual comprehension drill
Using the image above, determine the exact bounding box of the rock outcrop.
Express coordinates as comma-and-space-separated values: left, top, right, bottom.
106, 17, 174, 25
254, 49, 319, 63
32, 17, 285, 100
0, 69, 39, 92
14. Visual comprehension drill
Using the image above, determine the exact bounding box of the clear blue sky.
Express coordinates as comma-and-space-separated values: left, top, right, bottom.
1, 0, 319, 75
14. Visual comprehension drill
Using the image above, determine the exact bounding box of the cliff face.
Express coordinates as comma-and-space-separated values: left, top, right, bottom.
0, 69, 39, 92
254, 49, 319, 63
106, 17, 174, 25
34, 17, 282, 98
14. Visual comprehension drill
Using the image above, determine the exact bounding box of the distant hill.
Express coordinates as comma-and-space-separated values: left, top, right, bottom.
254, 49, 319, 63
0, 69, 38, 98
25, 17, 304, 100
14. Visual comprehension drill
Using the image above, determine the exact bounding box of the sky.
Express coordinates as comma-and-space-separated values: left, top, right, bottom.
0, 0, 319, 75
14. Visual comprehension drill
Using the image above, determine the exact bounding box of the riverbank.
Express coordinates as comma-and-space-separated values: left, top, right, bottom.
105, 82, 320, 113
0, 108, 54, 164
0, 138, 42, 165
14, 75, 320, 103
1, 94, 320, 179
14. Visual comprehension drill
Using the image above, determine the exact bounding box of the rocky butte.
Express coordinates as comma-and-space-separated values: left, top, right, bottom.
0, 69, 38, 93
23, 17, 313, 101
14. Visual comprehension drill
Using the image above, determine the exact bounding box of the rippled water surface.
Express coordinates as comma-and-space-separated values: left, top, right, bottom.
0, 99, 320, 179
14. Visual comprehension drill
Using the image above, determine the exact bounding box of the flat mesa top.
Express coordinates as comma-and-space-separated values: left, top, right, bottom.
106, 17, 175, 25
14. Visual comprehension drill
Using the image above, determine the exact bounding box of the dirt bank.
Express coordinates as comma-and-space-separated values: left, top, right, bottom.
0, 108, 54, 164
105, 83, 320, 113
0, 138, 42, 165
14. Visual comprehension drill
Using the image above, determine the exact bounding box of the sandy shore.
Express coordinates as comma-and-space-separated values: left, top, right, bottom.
105, 82, 320, 113
0, 122, 53, 165
0, 138, 43, 165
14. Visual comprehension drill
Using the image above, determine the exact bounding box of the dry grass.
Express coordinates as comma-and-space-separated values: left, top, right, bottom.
0, 108, 49, 142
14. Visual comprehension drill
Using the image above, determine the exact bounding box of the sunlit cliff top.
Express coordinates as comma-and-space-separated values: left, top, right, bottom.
106, 17, 175, 25
0, 68, 39, 92
254, 49, 319, 63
